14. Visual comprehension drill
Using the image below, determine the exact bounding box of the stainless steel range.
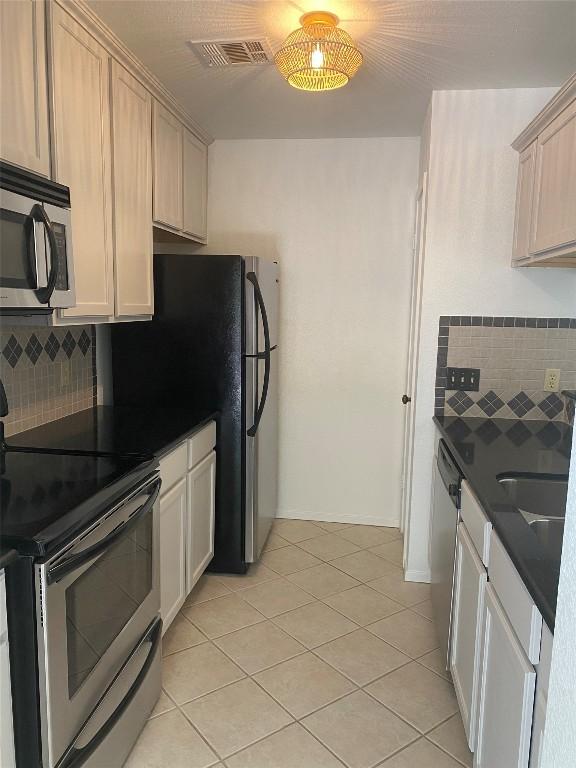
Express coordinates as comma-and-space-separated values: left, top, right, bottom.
1, 447, 161, 768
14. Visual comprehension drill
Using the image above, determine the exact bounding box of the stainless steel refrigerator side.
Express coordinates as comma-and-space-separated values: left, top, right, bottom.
244, 257, 279, 562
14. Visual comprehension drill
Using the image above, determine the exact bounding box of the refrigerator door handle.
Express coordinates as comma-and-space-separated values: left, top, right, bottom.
246, 271, 271, 437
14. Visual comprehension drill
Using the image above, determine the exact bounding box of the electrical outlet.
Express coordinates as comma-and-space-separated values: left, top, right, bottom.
61, 360, 71, 386
544, 368, 561, 392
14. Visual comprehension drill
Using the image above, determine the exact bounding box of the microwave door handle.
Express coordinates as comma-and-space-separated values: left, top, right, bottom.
47, 478, 161, 585
246, 271, 271, 437
58, 618, 162, 768
30, 203, 59, 304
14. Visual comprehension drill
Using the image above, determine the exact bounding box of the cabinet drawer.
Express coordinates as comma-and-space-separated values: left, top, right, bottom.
159, 442, 188, 494
188, 421, 216, 469
460, 481, 492, 567
489, 530, 542, 664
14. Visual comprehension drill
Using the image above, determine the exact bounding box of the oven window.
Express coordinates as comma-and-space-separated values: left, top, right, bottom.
65, 512, 153, 697
0, 208, 35, 288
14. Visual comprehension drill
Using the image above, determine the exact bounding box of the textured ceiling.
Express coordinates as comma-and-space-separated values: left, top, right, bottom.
88, 0, 576, 139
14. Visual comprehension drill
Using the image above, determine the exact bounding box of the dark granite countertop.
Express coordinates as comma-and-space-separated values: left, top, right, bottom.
0, 546, 18, 570
434, 415, 572, 632
8, 405, 218, 459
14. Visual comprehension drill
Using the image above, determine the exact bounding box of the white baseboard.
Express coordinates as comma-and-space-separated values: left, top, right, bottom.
404, 569, 431, 584
276, 509, 400, 528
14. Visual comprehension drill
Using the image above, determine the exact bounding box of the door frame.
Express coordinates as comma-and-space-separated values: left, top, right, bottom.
400, 173, 428, 552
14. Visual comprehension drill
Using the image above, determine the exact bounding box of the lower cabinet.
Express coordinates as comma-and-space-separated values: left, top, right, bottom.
474, 584, 536, 768
159, 477, 187, 631
187, 451, 216, 593
158, 423, 216, 633
450, 522, 487, 749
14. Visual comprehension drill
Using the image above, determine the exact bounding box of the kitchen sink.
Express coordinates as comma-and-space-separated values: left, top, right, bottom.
497, 474, 568, 519
527, 518, 565, 562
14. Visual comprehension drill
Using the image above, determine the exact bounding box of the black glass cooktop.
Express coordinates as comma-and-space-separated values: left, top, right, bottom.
0, 449, 155, 556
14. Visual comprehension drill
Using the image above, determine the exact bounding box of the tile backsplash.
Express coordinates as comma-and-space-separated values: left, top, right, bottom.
436, 317, 576, 422
0, 325, 96, 436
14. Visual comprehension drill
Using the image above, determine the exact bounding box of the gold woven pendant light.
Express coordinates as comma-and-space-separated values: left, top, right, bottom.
275, 11, 363, 92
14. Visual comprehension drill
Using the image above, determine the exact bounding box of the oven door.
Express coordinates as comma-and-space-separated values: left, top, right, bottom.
0, 188, 48, 309
36, 474, 161, 768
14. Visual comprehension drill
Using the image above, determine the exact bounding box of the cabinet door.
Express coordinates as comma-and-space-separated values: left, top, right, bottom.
0, 572, 16, 768
187, 451, 216, 593
474, 584, 536, 768
0, 0, 50, 175
152, 101, 183, 230
512, 143, 536, 263
529, 691, 546, 768
50, 4, 114, 317
182, 129, 208, 241
159, 478, 187, 633
450, 522, 487, 750
110, 61, 153, 317
530, 100, 576, 256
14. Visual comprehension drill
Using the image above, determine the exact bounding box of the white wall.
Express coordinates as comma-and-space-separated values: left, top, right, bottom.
207, 138, 420, 525
406, 87, 576, 580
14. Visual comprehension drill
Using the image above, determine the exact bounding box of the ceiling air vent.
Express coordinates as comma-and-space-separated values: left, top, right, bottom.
188, 39, 273, 68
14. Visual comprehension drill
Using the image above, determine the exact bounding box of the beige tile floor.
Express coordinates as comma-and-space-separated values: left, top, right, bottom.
125, 520, 473, 768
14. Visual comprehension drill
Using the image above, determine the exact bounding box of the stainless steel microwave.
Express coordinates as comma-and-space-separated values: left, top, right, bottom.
0, 162, 75, 314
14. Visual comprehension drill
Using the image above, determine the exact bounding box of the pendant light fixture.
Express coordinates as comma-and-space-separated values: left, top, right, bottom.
274, 11, 363, 92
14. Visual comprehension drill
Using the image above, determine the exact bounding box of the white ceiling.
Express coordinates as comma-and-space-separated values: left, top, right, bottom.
88, 0, 576, 139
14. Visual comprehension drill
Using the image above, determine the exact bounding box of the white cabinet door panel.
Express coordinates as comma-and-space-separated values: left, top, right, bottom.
153, 101, 183, 231
182, 129, 207, 241
474, 584, 536, 768
0, 0, 50, 175
530, 100, 576, 256
450, 522, 487, 750
50, 4, 114, 317
0, 572, 16, 768
187, 451, 216, 592
159, 478, 187, 633
512, 143, 536, 263
110, 61, 153, 317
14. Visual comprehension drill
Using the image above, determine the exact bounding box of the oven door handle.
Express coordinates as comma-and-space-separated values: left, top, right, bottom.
30, 203, 59, 305
57, 617, 162, 768
47, 477, 161, 585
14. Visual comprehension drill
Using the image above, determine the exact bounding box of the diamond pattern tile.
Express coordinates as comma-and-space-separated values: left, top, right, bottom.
78, 329, 91, 355
538, 393, 563, 419
507, 391, 535, 418
24, 333, 43, 364
536, 422, 562, 448
62, 330, 77, 358
446, 391, 473, 416
2, 335, 23, 368
44, 332, 61, 361
476, 390, 504, 417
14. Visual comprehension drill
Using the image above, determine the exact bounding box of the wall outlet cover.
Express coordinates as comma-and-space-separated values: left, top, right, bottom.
446, 367, 480, 391
544, 368, 561, 392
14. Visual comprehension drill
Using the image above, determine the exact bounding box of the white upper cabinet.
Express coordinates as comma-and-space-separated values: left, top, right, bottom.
153, 101, 183, 231
49, 3, 114, 317
0, 0, 50, 176
110, 61, 153, 317
530, 99, 576, 258
183, 128, 208, 242
512, 74, 576, 266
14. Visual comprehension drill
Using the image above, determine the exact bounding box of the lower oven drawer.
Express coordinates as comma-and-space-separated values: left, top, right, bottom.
59, 618, 161, 768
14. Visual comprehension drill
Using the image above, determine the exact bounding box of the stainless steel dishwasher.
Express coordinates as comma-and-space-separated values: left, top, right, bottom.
430, 439, 463, 669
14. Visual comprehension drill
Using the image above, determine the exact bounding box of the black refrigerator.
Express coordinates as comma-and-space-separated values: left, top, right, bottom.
111, 254, 279, 574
